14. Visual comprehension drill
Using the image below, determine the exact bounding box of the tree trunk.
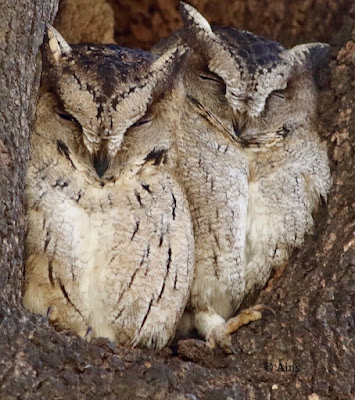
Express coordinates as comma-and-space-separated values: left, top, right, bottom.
0, 1, 59, 303
108, 0, 352, 49
0, 1, 353, 399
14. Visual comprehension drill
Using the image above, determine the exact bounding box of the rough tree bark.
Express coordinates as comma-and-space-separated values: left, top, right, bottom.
108, 0, 352, 49
0, 1, 354, 399
54, 0, 115, 44
0, 0, 59, 306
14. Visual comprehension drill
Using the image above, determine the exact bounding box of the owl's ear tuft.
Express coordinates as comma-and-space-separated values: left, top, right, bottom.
180, 2, 213, 34
149, 45, 187, 77
287, 43, 330, 70
45, 24, 72, 64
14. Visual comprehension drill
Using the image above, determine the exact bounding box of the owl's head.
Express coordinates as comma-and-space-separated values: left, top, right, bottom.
42, 25, 184, 178
178, 2, 329, 147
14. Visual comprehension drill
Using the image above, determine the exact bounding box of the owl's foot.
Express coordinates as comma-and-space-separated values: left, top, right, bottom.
207, 304, 274, 354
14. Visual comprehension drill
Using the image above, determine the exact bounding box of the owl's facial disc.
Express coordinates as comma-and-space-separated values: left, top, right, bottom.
45, 25, 185, 180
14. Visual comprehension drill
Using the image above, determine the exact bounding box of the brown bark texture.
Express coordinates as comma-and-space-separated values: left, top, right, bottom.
0, 1, 59, 304
0, 1, 354, 399
108, 0, 352, 49
54, 0, 115, 44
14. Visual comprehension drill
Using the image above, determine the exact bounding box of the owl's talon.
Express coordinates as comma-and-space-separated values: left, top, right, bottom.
46, 306, 53, 319
254, 304, 276, 317
206, 333, 236, 355
225, 342, 238, 356
84, 327, 92, 341
208, 328, 237, 355
248, 304, 275, 317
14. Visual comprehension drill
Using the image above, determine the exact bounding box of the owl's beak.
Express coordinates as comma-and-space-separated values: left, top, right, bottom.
232, 116, 246, 140
92, 152, 109, 178
233, 124, 243, 138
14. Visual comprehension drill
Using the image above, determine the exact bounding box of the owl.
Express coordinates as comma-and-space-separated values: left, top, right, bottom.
153, 12, 251, 353
23, 25, 194, 350
154, 3, 332, 352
